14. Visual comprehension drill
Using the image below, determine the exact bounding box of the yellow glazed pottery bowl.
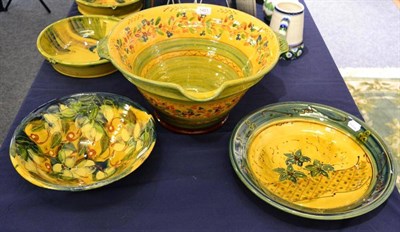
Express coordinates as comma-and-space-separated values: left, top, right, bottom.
37, 15, 119, 78
98, 4, 282, 134
9, 92, 156, 191
76, 0, 143, 18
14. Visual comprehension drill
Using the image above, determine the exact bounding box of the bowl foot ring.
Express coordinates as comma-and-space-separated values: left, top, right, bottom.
153, 111, 229, 135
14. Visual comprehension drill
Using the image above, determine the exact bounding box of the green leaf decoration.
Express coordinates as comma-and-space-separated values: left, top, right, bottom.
287, 164, 294, 172
70, 101, 83, 113
284, 152, 295, 165
18, 146, 28, 161
30, 120, 46, 132
61, 107, 76, 118
320, 170, 329, 178
142, 130, 150, 144
294, 171, 307, 179
78, 142, 88, 157
285, 149, 311, 167
88, 104, 99, 120
305, 159, 335, 178
322, 164, 334, 172
100, 134, 110, 155
50, 132, 62, 149
57, 150, 67, 163
288, 176, 297, 183
273, 167, 286, 175
155, 17, 161, 25
155, 29, 165, 36
62, 143, 77, 152
61, 119, 70, 134
279, 174, 288, 182
93, 122, 105, 134
309, 169, 319, 177
274, 165, 306, 184
15, 132, 39, 153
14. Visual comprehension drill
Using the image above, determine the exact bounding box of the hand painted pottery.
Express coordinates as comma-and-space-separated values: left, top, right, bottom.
76, 0, 143, 18
229, 102, 396, 219
9, 92, 156, 191
97, 4, 284, 134
269, 1, 304, 60
37, 15, 120, 78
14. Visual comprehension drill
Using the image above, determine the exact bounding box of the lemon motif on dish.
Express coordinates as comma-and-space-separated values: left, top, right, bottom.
10, 93, 156, 191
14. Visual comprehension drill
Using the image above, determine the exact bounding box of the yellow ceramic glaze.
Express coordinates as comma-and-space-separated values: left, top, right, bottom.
248, 119, 374, 210
76, 0, 143, 18
230, 102, 396, 219
9, 93, 156, 191
98, 4, 282, 133
37, 15, 120, 78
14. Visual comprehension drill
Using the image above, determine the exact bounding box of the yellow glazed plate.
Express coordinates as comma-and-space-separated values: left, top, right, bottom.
37, 15, 120, 78
229, 102, 396, 219
9, 92, 156, 191
76, 0, 143, 18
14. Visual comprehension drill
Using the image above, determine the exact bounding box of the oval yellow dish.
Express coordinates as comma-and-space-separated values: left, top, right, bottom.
37, 15, 120, 78
9, 92, 156, 191
76, 0, 143, 18
230, 102, 396, 219
97, 4, 285, 134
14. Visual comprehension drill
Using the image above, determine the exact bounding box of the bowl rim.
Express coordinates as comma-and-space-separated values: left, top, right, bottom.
9, 92, 157, 191
76, 0, 142, 8
36, 15, 120, 67
229, 101, 397, 220
103, 3, 281, 102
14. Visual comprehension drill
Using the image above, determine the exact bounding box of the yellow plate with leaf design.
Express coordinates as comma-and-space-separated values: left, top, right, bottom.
9, 92, 156, 191
229, 102, 396, 220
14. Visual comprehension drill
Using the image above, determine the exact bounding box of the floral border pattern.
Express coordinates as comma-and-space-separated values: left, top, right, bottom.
112, 5, 276, 70
140, 91, 244, 120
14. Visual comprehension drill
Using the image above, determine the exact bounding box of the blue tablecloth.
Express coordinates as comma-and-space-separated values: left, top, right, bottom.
1, 1, 399, 231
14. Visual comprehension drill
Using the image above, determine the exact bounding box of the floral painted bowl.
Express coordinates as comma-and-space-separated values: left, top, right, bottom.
36, 15, 119, 78
230, 102, 396, 219
98, 3, 284, 134
9, 93, 156, 191
76, 0, 143, 18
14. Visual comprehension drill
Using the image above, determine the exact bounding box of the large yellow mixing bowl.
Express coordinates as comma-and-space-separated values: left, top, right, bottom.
98, 4, 284, 133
